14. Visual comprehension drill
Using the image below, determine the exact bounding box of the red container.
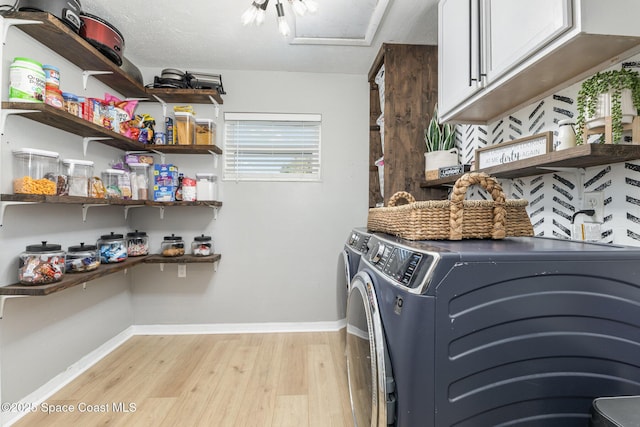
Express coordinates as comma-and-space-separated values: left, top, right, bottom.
79, 13, 125, 66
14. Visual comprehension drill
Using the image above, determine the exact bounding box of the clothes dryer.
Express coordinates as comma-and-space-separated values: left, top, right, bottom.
338, 228, 371, 320
346, 233, 640, 426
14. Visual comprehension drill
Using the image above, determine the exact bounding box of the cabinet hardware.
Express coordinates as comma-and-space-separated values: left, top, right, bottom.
82, 70, 113, 91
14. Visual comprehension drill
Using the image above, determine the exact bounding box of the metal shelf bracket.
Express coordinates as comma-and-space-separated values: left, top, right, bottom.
3, 17, 42, 45
124, 204, 144, 219
207, 150, 219, 169
2, 109, 39, 134
208, 95, 220, 118
81, 203, 107, 222
149, 149, 166, 165
82, 137, 111, 157
0, 295, 28, 319
82, 70, 113, 90
152, 95, 168, 119
0, 201, 33, 227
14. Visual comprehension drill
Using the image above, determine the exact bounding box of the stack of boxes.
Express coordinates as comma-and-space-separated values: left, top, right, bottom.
153, 164, 179, 201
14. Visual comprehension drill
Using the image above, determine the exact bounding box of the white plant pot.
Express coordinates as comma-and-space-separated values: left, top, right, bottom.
586, 88, 636, 129
424, 149, 459, 171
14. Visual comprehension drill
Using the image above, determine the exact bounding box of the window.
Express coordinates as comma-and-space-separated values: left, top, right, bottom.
224, 113, 321, 181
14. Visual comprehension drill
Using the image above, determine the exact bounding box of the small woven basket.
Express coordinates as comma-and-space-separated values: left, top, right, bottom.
367, 172, 534, 240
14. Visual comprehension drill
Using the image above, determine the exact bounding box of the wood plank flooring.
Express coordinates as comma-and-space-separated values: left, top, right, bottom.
13, 331, 354, 427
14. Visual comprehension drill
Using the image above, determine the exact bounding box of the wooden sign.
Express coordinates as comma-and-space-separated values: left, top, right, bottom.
475, 131, 553, 169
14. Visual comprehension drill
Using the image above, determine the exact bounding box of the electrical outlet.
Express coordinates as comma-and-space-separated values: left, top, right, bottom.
583, 191, 604, 223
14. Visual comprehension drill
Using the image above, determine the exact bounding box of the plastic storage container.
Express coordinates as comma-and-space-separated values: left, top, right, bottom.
12, 148, 59, 195
18, 241, 66, 285
195, 118, 216, 145
192, 234, 213, 256
102, 169, 125, 199
174, 112, 195, 145
161, 234, 185, 257
9, 57, 45, 103
62, 92, 81, 117
129, 163, 149, 200
195, 173, 217, 201
61, 159, 94, 197
126, 230, 149, 257
97, 232, 127, 263
66, 242, 100, 273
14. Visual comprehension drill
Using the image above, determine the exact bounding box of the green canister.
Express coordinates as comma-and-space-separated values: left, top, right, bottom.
9, 57, 45, 103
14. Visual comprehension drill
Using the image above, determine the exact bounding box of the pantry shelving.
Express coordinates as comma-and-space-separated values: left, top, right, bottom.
0, 253, 222, 297
3, 12, 224, 104
1, 102, 223, 155
420, 144, 640, 187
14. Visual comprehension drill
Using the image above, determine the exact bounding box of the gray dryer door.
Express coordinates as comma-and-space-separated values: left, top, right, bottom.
346, 271, 395, 426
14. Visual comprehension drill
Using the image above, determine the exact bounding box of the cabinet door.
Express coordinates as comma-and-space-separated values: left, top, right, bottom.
439, 0, 483, 116
484, 0, 572, 82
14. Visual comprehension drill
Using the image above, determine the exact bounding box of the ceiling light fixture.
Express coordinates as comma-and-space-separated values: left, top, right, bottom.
241, 0, 318, 37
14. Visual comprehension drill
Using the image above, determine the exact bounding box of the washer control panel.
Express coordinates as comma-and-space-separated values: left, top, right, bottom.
347, 231, 371, 254
366, 238, 433, 289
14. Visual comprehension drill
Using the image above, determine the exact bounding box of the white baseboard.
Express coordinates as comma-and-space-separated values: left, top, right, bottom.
3, 327, 135, 427
4, 319, 346, 426
132, 319, 347, 335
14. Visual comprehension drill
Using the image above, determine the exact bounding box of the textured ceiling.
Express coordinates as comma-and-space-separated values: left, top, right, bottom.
72, 0, 439, 75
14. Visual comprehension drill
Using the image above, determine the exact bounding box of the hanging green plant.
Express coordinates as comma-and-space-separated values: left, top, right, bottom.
424, 104, 456, 152
576, 68, 640, 144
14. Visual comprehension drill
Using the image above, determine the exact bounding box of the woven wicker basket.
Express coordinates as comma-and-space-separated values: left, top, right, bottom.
367, 172, 534, 240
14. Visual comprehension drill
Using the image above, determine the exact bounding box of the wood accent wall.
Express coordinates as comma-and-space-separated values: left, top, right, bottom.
368, 44, 447, 207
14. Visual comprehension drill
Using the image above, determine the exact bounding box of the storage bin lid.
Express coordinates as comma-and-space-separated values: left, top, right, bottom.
194, 234, 211, 242
12, 148, 59, 159
25, 241, 62, 252
174, 111, 195, 117
128, 162, 149, 168
196, 172, 217, 180
68, 242, 97, 252
62, 158, 94, 166
126, 230, 148, 237
102, 168, 125, 175
100, 232, 124, 240
196, 118, 216, 125
163, 234, 183, 241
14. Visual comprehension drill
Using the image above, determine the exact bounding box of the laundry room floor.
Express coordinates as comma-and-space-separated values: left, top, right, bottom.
13, 331, 353, 426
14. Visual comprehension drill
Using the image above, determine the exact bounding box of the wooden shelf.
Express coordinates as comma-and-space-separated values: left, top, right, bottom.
5, 12, 224, 104
421, 144, 640, 187
2, 102, 223, 155
0, 253, 221, 296
1, 194, 223, 207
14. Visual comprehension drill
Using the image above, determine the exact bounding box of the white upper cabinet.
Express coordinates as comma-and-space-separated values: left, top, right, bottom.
439, 0, 640, 124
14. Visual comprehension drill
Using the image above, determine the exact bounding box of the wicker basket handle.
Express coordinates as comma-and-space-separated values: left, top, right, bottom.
388, 191, 416, 207
449, 172, 507, 240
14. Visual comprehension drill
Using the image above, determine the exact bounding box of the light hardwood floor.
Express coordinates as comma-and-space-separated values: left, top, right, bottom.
13, 331, 354, 427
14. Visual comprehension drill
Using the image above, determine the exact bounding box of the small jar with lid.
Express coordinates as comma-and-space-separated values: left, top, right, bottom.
18, 241, 66, 285
45, 84, 64, 109
66, 243, 100, 273
126, 230, 149, 257
102, 169, 125, 199
161, 234, 185, 257
191, 234, 213, 257
97, 232, 128, 263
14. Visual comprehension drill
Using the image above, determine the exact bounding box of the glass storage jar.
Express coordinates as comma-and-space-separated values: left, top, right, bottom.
61, 158, 94, 197
128, 163, 150, 200
195, 173, 217, 201
18, 241, 66, 285
191, 234, 213, 256
161, 234, 185, 257
101, 168, 125, 199
12, 148, 59, 195
66, 242, 100, 273
97, 232, 128, 263
126, 230, 149, 257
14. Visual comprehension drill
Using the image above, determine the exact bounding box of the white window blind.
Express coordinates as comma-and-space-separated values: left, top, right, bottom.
224, 113, 321, 181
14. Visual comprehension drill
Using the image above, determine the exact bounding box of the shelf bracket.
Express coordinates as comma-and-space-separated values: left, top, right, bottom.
123, 204, 145, 219
2, 109, 39, 134
81, 203, 107, 222
3, 18, 42, 45
0, 201, 34, 227
149, 149, 166, 165
82, 137, 111, 157
208, 96, 220, 118
214, 260, 219, 272
203, 203, 219, 220
158, 263, 164, 272
207, 150, 219, 169
537, 166, 586, 202
0, 295, 28, 319
82, 70, 113, 90
152, 95, 168, 119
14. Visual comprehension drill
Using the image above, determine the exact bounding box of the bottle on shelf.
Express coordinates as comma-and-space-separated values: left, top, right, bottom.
175, 172, 184, 201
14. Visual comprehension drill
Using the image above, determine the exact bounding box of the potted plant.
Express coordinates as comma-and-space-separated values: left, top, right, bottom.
576, 68, 640, 144
424, 104, 458, 172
